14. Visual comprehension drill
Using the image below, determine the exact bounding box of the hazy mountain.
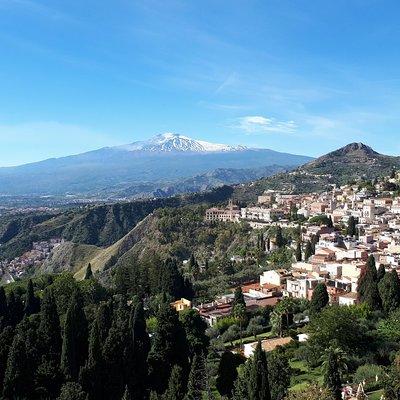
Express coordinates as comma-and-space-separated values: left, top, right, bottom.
0, 133, 312, 197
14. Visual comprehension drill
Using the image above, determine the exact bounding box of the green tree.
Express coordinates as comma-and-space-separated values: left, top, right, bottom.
248, 341, 271, 400
0, 326, 14, 394
232, 287, 246, 309
7, 291, 24, 327
128, 300, 150, 398
180, 308, 209, 357
357, 255, 382, 310
304, 241, 313, 261
84, 263, 93, 280
0, 286, 8, 328
79, 319, 104, 400
61, 289, 88, 380
379, 269, 400, 314
216, 351, 244, 397
3, 333, 30, 399
185, 353, 204, 400
164, 365, 186, 400
36, 288, 63, 398
295, 242, 302, 262
24, 279, 40, 316
321, 347, 348, 400
309, 283, 329, 315
58, 382, 88, 400
347, 216, 357, 237
377, 264, 386, 282
147, 300, 189, 394
267, 347, 291, 400
275, 227, 285, 249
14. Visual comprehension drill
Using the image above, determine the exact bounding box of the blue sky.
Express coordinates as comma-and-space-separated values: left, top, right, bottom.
1, 0, 400, 166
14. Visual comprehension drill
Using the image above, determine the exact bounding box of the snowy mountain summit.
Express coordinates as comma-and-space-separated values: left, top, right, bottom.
119, 133, 247, 153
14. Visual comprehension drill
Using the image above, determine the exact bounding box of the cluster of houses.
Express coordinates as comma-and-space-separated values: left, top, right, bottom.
202, 178, 400, 324
0, 238, 63, 283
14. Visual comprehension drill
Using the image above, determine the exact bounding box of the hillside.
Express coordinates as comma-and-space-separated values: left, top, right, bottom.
234, 142, 400, 201
0, 186, 233, 261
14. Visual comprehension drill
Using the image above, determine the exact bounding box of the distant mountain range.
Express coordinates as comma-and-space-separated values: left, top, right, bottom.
234, 142, 400, 201
0, 133, 312, 199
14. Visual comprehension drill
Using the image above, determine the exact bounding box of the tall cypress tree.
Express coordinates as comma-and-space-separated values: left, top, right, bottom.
304, 241, 313, 261
248, 341, 271, 400
36, 288, 63, 398
0, 326, 14, 395
3, 333, 30, 399
147, 300, 189, 394
84, 263, 93, 280
164, 365, 186, 400
275, 227, 285, 249
128, 300, 150, 398
24, 279, 40, 316
347, 216, 357, 237
357, 255, 382, 310
310, 283, 329, 315
379, 270, 400, 314
268, 347, 291, 400
295, 242, 302, 262
0, 286, 9, 328
216, 351, 244, 397
61, 289, 88, 381
96, 301, 113, 343
377, 264, 386, 282
80, 319, 104, 400
185, 353, 204, 400
7, 291, 24, 327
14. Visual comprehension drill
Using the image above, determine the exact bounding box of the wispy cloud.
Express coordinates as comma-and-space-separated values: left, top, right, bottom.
233, 115, 297, 134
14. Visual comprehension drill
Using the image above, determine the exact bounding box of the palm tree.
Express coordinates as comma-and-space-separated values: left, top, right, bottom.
321, 347, 348, 400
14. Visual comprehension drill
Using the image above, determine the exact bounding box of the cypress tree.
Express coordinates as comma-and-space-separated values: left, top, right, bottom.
304, 241, 313, 261
7, 291, 24, 327
58, 382, 88, 400
216, 351, 244, 397
347, 216, 357, 237
0, 286, 9, 328
85, 263, 93, 280
128, 300, 151, 398
185, 353, 204, 400
310, 283, 329, 315
96, 301, 113, 343
248, 341, 271, 400
377, 264, 386, 282
164, 365, 186, 400
80, 319, 104, 400
379, 269, 400, 314
295, 242, 302, 262
275, 227, 285, 249
36, 288, 63, 398
61, 289, 88, 381
147, 300, 189, 394
3, 333, 30, 399
24, 279, 40, 316
357, 255, 382, 310
327, 216, 333, 228
268, 347, 291, 400
232, 287, 246, 309
0, 326, 14, 394
122, 385, 132, 400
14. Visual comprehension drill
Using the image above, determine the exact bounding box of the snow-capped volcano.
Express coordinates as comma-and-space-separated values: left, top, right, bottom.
119, 133, 247, 153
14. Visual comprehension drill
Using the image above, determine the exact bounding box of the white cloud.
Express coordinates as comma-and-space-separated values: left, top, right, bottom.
234, 115, 297, 134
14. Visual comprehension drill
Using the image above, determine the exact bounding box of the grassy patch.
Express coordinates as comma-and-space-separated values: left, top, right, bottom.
367, 389, 384, 400
289, 359, 324, 392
